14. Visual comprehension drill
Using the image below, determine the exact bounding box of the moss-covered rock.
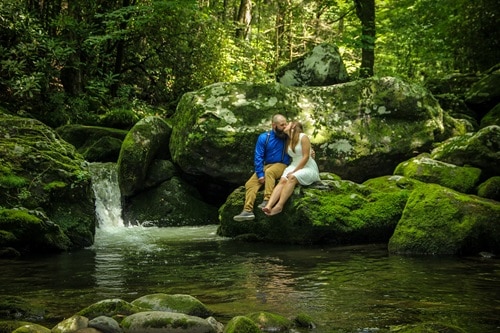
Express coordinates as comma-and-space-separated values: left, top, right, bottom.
218, 174, 412, 245
0, 115, 95, 255
465, 67, 500, 115
130, 294, 213, 318
394, 154, 482, 193
77, 299, 144, 321
0, 296, 45, 322
171, 76, 449, 184
389, 183, 500, 255
430, 125, 500, 178
223, 316, 260, 333
480, 102, 500, 128
117, 116, 171, 197
245, 311, 292, 332
11, 323, 51, 333
51, 315, 88, 333
121, 311, 215, 333
476, 176, 500, 201
389, 321, 467, 332
0, 208, 71, 252
56, 124, 128, 162
123, 176, 218, 226
0, 321, 33, 333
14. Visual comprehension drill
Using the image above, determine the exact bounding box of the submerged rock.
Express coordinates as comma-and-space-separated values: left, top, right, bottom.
121, 311, 216, 333
131, 294, 213, 318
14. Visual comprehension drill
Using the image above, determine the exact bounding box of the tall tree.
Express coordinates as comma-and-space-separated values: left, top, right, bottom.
235, 0, 252, 39
353, 0, 375, 77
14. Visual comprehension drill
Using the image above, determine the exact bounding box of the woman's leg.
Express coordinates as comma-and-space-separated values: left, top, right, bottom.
269, 176, 298, 215
263, 177, 286, 214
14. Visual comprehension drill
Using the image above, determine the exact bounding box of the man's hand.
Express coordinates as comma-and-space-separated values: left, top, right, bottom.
258, 177, 265, 184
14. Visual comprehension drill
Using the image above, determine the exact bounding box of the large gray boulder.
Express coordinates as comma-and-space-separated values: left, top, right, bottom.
0, 114, 95, 256
276, 43, 349, 86
170, 76, 452, 184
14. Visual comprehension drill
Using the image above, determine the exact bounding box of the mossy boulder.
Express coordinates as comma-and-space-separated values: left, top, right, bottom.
394, 153, 482, 193
11, 323, 51, 333
430, 125, 500, 178
480, 102, 500, 128
0, 208, 71, 253
465, 67, 500, 114
0, 115, 95, 255
77, 299, 144, 321
477, 176, 500, 201
123, 176, 218, 227
51, 315, 89, 333
121, 311, 216, 333
171, 76, 449, 185
0, 321, 34, 333
276, 42, 349, 86
0, 296, 44, 322
245, 311, 292, 332
389, 183, 500, 255
218, 173, 412, 244
117, 116, 172, 197
130, 294, 213, 318
223, 316, 260, 333
56, 124, 128, 162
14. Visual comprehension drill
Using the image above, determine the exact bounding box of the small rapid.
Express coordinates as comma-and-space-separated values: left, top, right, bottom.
88, 162, 124, 228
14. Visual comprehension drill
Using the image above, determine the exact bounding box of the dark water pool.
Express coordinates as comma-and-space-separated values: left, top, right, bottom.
1, 225, 499, 332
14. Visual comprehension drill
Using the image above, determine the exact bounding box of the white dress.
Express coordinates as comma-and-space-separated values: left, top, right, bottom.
282, 133, 320, 185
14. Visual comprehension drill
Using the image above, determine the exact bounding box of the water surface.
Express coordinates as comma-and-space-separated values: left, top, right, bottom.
1, 225, 499, 332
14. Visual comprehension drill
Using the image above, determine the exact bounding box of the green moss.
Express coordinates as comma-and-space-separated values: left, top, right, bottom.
43, 181, 67, 192
77, 299, 142, 320
224, 316, 261, 333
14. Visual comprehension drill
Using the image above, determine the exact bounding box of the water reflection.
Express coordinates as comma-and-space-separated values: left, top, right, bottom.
0, 225, 499, 332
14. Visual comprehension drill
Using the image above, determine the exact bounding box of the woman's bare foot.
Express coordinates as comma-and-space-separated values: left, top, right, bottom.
269, 205, 283, 216
262, 206, 271, 215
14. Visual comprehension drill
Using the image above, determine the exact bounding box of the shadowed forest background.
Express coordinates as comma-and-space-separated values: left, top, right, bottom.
0, 0, 498, 127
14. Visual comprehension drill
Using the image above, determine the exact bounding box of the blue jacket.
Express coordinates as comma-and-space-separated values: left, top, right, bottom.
254, 130, 291, 179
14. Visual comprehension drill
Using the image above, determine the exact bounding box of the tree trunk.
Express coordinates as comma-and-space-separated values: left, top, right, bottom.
354, 0, 375, 77
235, 0, 252, 40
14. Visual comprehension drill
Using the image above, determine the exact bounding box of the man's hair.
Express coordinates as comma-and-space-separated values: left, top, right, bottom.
272, 114, 286, 124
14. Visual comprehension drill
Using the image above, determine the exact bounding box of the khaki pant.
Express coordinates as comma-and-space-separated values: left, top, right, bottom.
244, 163, 287, 211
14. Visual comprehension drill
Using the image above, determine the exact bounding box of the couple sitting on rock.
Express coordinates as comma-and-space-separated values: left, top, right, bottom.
233, 114, 320, 221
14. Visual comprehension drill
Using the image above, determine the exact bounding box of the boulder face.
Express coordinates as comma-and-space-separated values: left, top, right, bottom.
430, 125, 500, 179
276, 43, 349, 86
0, 115, 95, 255
117, 116, 172, 197
170, 76, 449, 184
388, 183, 500, 255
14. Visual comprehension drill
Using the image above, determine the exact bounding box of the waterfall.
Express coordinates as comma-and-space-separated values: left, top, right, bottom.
88, 162, 125, 228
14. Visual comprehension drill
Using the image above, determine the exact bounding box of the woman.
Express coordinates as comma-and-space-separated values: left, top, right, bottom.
262, 121, 320, 216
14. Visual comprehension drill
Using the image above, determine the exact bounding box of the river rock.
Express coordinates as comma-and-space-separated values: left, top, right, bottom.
88, 316, 122, 333
11, 323, 51, 333
52, 315, 89, 333
223, 316, 260, 333
0, 114, 95, 256
117, 116, 171, 197
393, 153, 482, 193
388, 183, 500, 255
480, 103, 500, 128
121, 311, 216, 333
245, 311, 293, 332
170, 76, 452, 185
77, 299, 143, 320
131, 294, 213, 318
430, 125, 500, 179
276, 42, 349, 86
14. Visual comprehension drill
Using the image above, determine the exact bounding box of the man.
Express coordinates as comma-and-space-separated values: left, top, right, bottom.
233, 114, 291, 221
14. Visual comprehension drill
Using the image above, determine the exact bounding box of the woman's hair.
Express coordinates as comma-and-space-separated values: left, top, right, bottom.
288, 121, 303, 153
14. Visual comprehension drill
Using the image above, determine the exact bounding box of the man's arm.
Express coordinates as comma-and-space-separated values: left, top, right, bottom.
254, 134, 266, 179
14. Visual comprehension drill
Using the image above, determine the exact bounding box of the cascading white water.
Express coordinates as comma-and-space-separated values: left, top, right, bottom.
88, 162, 124, 228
